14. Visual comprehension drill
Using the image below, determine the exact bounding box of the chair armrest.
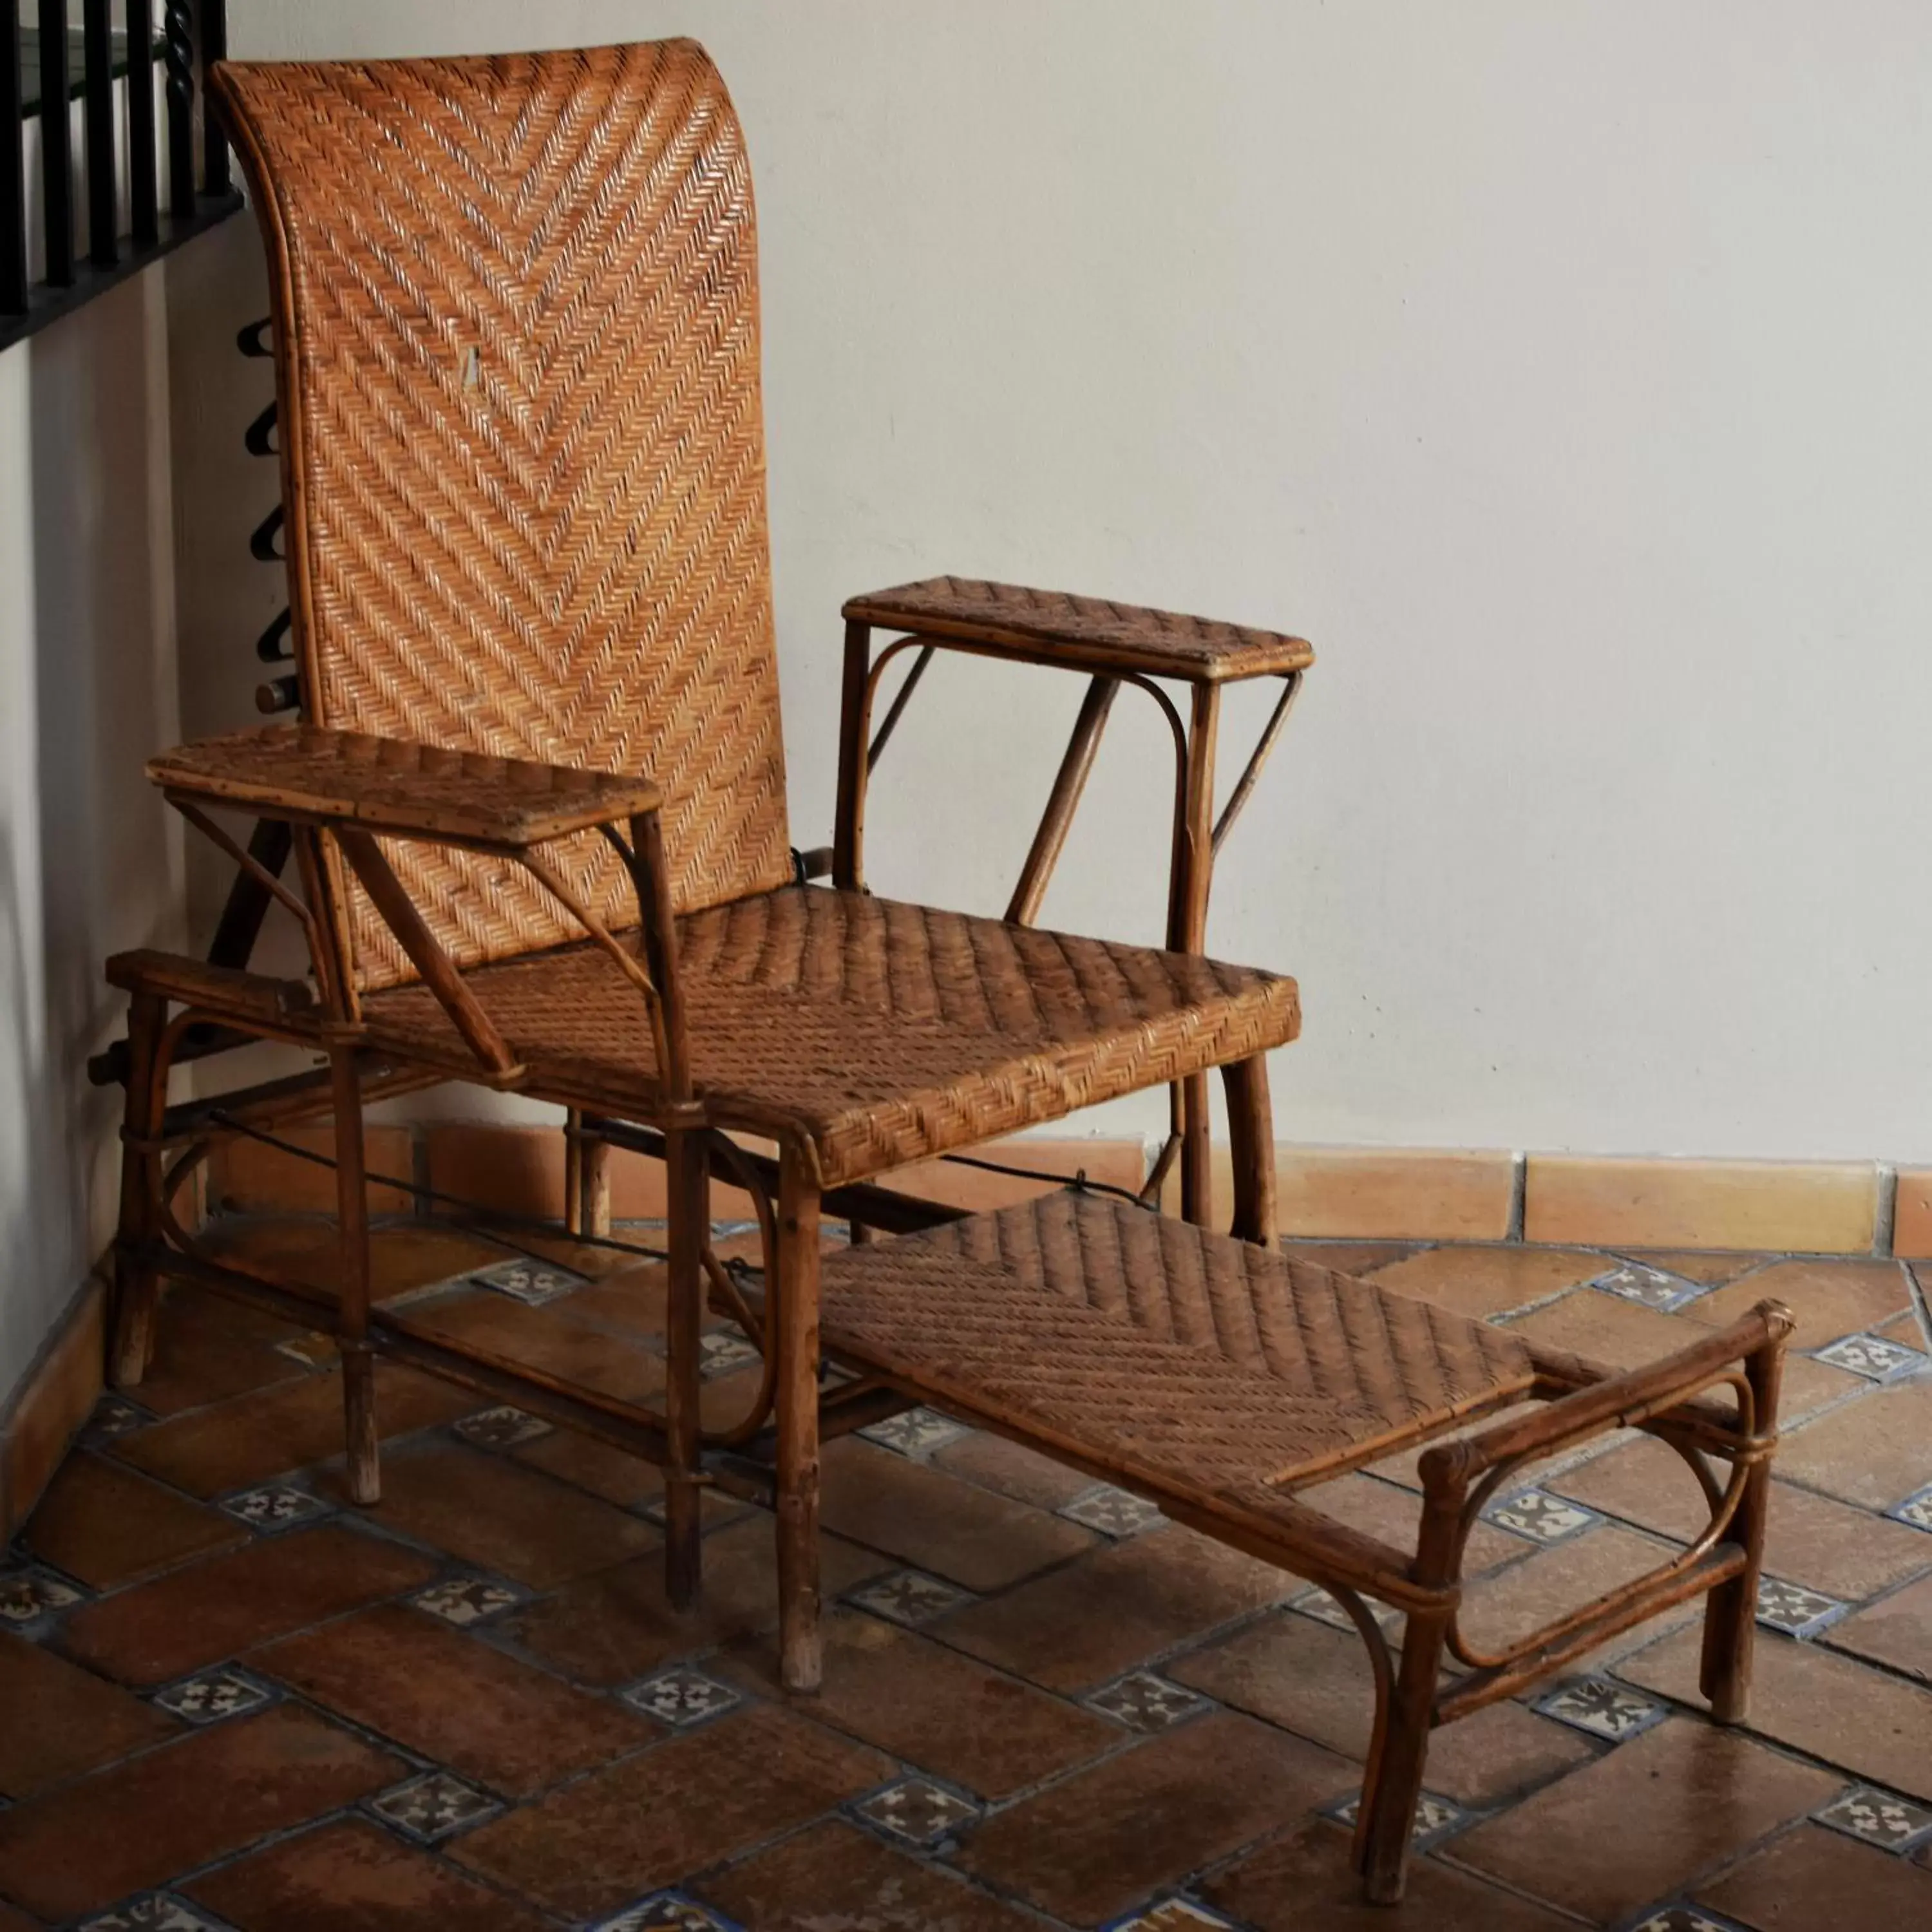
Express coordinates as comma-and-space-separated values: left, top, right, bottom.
843, 576, 1313, 683
1422, 1301, 1795, 1498
147, 724, 661, 851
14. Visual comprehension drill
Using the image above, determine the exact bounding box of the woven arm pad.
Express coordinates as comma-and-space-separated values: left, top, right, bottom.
148, 725, 663, 851
842, 575, 1314, 683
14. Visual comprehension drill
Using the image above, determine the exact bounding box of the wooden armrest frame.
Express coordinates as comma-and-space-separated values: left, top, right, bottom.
1416, 1300, 1794, 1710
149, 723, 663, 852
147, 725, 692, 1104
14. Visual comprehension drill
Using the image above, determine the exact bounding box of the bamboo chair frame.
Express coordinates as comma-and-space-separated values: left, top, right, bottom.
93, 43, 1795, 1904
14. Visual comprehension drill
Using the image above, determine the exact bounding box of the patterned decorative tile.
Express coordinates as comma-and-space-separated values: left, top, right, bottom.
0, 1563, 84, 1624
857, 1405, 972, 1457
84, 1396, 155, 1439
1888, 1482, 1932, 1533
77, 1895, 231, 1931
1814, 1332, 1929, 1382
1327, 1788, 1466, 1850
1099, 1900, 1243, 1932
1083, 1670, 1215, 1734
273, 1331, 336, 1369
1481, 1487, 1600, 1544
219, 1483, 334, 1533
697, 1326, 762, 1378
846, 1567, 975, 1628
151, 1668, 275, 1725
1756, 1575, 1850, 1638
367, 1768, 503, 1843
1813, 1783, 1932, 1852
411, 1575, 525, 1626
1591, 1262, 1707, 1312
1532, 1674, 1670, 1742
1625, 1908, 1752, 1932
1291, 1584, 1400, 1631
468, 1256, 585, 1305
590, 1891, 744, 1930
1059, 1483, 1166, 1538
618, 1665, 744, 1728
452, 1406, 554, 1450
849, 1776, 981, 1848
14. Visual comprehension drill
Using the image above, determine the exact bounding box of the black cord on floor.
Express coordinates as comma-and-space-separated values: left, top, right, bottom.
936, 1150, 1154, 1209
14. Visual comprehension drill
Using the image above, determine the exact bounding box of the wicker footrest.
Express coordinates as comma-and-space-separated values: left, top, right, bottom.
820, 1191, 1537, 1510
817, 1189, 1792, 1904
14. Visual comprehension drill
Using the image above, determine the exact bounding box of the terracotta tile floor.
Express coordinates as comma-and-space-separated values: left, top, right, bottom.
3, 1216, 1931, 1929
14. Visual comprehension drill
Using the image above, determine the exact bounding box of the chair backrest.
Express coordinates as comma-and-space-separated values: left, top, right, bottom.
216, 41, 792, 993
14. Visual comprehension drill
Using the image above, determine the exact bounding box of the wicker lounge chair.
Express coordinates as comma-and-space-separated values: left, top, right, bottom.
103, 42, 1790, 1901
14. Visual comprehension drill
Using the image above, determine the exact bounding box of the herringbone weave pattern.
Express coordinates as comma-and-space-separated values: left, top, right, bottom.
361, 886, 1302, 1185
844, 576, 1316, 681
218, 43, 791, 991
820, 1191, 1535, 1493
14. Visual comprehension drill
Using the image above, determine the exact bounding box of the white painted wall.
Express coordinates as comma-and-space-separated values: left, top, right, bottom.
43, 1, 1864, 1183
0, 269, 186, 1411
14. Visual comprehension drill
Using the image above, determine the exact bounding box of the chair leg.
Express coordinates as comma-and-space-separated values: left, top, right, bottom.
663, 1123, 708, 1610
1222, 1053, 1277, 1246
775, 1146, 824, 1694
1700, 1336, 1784, 1722
1359, 1607, 1448, 1903
329, 1044, 381, 1505
109, 992, 167, 1388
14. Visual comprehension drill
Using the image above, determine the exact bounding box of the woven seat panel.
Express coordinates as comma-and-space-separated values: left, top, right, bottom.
844, 577, 1315, 681
217, 42, 793, 992
361, 885, 1300, 1186
819, 1193, 1535, 1496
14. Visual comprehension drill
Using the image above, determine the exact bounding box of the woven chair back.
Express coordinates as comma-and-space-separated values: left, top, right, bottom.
216, 41, 791, 990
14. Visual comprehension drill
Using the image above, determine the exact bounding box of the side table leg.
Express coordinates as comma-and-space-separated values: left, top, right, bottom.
1170, 684, 1220, 1226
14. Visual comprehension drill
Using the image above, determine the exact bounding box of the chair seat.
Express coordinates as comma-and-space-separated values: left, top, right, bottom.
819, 1191, 1536, 1503
361, 885, 1299, 1188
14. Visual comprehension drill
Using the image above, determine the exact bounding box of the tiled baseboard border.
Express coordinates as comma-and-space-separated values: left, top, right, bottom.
207, 1122, 1929, 1259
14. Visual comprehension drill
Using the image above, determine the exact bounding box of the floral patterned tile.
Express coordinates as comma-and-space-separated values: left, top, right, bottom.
1083, 1669, 1214, 1734
590, 1891, 744, 1930
468, 1257, 585, 1305
1532, 1674, 1669, 1742
452, 1405, 554, 1450
1059, 1483, 1166, 1538
411, 1575, 527, 1627
82, 1395, 155, 1440
1625, 1906, 1752, 1932
857, 1405, 972, 1457
0, 1563, 84, 1625
1755, 1575, 1849, 1639
1812, 1783, 1932, 1853
151, 1668, 276, 1725
76, 1895, 231, 1931
1591, 1262, 1709, 1312
367, 1769, 503, 1843
1099, 1900, 1243, 1931
1291, 1585, 1400, 1632
1888, 1482, 1932, 1533
697, 1326, 763, 1379
1812, 1332, 1929, 1383
846, 1568, 975, 1629
218, 1483, 334, 1533
848, 1776, 981, 1849
618, 1665, 743, 1728
1481, 1487, 1600, 1544
1325, 1788, 1467, 1851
